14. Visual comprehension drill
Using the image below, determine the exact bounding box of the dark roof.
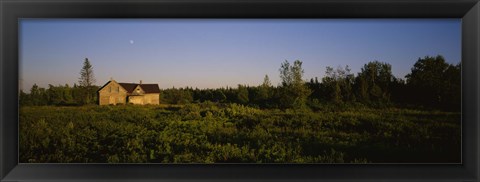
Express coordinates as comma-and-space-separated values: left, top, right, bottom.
118, 83, 138, 93
98, 81, 160, 94
97, 81, 112, 92
119, 83, 160, 94
137, 84, 161, 94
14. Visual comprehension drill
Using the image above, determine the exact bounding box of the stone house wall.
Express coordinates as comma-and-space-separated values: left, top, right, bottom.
98, 80, 160, 105
98, 81, 128, 105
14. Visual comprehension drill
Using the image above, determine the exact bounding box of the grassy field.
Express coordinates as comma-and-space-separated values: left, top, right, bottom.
19, 103, 461, 163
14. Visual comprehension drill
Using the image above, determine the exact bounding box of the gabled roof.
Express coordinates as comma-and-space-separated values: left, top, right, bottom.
97, 80, 113, 92
136, 84, 161, 94
119, 83, 160, 94
118, 83, 138, 93
98, 80, 160, 94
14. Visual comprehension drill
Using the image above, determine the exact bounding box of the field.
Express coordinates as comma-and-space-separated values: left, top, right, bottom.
19, 103, 461, 163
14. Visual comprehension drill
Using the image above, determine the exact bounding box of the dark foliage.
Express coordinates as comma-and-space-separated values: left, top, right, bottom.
18, 55, 461, 163
20, 104, 460, 163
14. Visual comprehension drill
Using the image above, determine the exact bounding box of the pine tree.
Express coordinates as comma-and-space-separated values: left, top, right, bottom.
78, 58, 95, 87
255, 75, 273, 107
78, 58, 96, 104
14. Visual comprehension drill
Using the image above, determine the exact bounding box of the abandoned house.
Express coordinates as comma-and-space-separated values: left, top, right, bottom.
98, 79, 160, 105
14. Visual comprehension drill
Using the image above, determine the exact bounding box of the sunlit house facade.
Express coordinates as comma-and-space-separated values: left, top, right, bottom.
97, 79, 160, 105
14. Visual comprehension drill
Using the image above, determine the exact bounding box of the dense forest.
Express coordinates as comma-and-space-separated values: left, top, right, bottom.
20, 55, 461, 111
19, 55, 461, 163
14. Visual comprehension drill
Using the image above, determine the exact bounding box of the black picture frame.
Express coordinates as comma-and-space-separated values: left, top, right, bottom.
1, 0, 479, 181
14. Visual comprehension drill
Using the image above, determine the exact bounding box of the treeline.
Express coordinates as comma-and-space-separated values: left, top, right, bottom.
20, 55, 460, 111
20, 58, 98, 106
19, 84, 99, 106
162, 55, 460, 111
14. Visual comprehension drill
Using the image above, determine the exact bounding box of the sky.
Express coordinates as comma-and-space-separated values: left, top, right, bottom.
20, 19, 461, 90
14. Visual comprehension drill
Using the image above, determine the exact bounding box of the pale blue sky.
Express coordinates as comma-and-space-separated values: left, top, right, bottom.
20, 19, 461, 90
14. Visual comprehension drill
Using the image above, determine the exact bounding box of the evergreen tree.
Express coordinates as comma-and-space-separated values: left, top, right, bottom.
236, 84, 249, 105
78, 58, 96, 104
255, 75, 272, 106
78, 58, 95, 87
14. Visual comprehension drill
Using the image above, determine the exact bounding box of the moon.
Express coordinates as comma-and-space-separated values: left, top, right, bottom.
129, 40, 134, 44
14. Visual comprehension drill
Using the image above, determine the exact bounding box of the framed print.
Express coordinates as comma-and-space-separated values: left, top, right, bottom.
1, 0, 479, 181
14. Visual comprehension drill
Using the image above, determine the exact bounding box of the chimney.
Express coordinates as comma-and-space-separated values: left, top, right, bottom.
140, 80, 142, 85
